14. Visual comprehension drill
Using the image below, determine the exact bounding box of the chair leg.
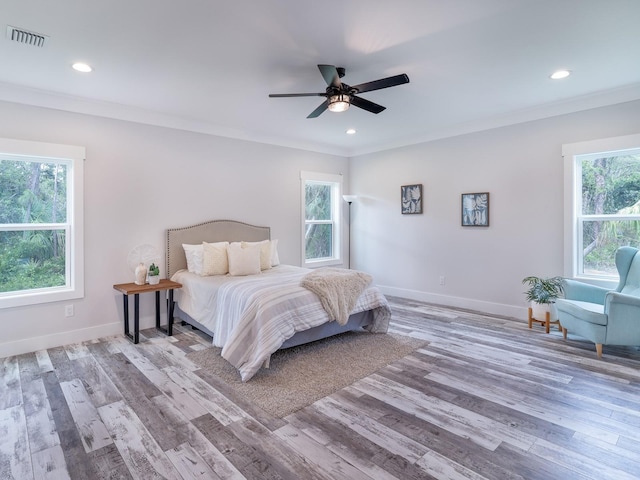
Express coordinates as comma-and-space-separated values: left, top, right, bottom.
562, 327, 567, 339
596, 344, 603, 358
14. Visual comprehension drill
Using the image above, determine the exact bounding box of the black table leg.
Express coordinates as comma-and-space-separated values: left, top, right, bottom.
134, 293, 140, 344
123, 294, 130, 339
168, 289, 175, 336
124, 293, 140, 344
155, 291, 161, 329
155, 289, 174, 337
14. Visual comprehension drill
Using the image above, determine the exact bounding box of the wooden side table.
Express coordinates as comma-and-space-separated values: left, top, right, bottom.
113, 279, 182, 344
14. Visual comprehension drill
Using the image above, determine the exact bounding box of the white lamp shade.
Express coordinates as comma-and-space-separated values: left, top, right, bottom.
343, 195, 357, 203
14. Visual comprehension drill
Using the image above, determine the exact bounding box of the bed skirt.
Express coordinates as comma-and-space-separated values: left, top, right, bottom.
172, 303, 375, 349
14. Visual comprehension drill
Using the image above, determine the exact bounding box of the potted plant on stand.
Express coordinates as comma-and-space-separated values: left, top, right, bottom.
148, 263, 160, 285
522, 275, 564, 333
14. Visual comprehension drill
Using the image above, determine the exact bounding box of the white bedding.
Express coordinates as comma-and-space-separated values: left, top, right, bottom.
171, 265, 391, 381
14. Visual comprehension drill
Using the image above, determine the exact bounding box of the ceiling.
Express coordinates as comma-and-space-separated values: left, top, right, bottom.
2, 0, 640, 157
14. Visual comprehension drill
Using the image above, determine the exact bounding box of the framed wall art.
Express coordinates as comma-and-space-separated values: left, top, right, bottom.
401, 184, 423, 214
461, 192, 489, 226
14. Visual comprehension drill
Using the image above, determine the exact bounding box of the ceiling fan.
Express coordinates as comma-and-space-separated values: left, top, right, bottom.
269, 64, 410, 118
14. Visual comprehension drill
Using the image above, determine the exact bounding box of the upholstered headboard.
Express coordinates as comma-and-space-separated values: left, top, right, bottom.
166, 219, 271, 278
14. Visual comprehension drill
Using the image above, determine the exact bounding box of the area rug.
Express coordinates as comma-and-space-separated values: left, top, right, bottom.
186, 332, 427, 418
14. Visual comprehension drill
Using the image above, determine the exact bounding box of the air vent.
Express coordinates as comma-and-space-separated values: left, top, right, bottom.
6, 26, 49, 47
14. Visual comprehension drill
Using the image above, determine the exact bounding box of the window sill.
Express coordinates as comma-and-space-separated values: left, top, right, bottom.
303, 258, 343, 269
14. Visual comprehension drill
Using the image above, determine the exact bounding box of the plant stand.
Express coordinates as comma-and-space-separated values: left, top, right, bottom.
528, 307, 562, 334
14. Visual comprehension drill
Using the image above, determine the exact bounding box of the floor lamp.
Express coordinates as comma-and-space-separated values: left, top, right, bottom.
343, 195, 357, 269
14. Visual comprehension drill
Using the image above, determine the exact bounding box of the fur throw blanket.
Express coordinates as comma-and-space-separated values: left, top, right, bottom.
301, 268, 373, 325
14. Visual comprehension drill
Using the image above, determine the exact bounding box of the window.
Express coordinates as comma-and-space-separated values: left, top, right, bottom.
563, 134, 640, 283
0, 138, 84, 308
301, 171, 342, 267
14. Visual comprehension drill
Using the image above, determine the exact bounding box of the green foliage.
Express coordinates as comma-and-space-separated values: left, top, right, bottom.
522, 276, 564, 304
583, 235, 619, 275
0, 159, 67, 223
610, 174, 640, 212
0, 249, 65, 293
305, 224, 332, 260
148, 263, 160, 276
0, 157, 68, 293
305, 183, 331, 220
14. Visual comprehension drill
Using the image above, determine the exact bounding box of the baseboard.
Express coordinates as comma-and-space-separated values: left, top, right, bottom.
379, 285, 527, 319
0, 290, 524, 358
0, 322, 123, 358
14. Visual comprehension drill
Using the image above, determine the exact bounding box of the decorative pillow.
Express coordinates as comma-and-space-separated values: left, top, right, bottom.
241, 240, 272, 270
228, 242, 261, 276
201, 241, 229, 276
270, 239, 280, 266
182, 244, 203, 275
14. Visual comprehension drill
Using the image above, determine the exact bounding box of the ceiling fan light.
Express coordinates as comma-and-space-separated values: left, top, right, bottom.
327, 94, 350, 112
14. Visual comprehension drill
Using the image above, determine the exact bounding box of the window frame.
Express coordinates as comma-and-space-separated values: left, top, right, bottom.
562, 133, 640, 287
300, 171, 343, 268
0, 138, 85, 309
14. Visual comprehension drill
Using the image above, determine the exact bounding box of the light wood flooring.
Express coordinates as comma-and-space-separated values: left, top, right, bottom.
2, 297, 640, 479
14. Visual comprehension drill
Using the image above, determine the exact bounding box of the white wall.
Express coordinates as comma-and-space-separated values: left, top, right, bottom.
3, 98, 640, 357
349, 100, 640, 317
0, 100, 348, 357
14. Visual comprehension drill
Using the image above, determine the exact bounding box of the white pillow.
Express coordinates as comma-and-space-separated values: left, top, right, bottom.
228, 242, 261, 276
241, 240, 272, 270
182, 244, 203, 275
201, 241, 229, 276
270, 239, 280, 266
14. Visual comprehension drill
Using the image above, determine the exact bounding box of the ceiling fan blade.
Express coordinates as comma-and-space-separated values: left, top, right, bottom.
351, 95, 386, 114
318, 64, 342, 88
307, 100, 329, 118
269, 93, 325, 98
351, 73, 409, 94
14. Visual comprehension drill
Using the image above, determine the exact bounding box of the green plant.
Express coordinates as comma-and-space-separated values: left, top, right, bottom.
148, 263, 160, 276
522, 276, 564, 304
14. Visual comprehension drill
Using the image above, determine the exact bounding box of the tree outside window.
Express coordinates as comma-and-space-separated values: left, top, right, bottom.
577, 150, 640, 278
305, 182, 333, 259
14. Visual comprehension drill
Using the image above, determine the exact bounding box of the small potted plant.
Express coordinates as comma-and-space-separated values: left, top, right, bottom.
148, 263, 160, 285
522, 275, 564, 321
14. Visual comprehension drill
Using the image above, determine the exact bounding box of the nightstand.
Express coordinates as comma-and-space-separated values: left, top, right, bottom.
113, 279, 182, 344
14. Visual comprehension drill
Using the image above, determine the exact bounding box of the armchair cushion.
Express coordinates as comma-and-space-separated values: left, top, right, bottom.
554, 299, 606, 326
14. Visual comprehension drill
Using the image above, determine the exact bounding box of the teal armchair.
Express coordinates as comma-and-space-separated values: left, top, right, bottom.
555, 246, 640, 357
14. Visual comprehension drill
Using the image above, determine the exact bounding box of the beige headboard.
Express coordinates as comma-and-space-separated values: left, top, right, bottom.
166, 219, 271, 278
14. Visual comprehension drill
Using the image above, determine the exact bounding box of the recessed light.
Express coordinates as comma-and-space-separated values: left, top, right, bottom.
72, 62, 92, 73
346, 128, 356, 135
550, 69, 570, 80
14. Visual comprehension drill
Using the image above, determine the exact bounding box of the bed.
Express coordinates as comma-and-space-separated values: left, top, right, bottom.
166, 219, 391, 381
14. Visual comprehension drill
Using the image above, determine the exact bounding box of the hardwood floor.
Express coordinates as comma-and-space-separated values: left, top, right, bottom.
2, 296, 640, 479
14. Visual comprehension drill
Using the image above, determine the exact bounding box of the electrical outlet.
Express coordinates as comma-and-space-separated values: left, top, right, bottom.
439, 276, 446, 286
64, 304, 74, 317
